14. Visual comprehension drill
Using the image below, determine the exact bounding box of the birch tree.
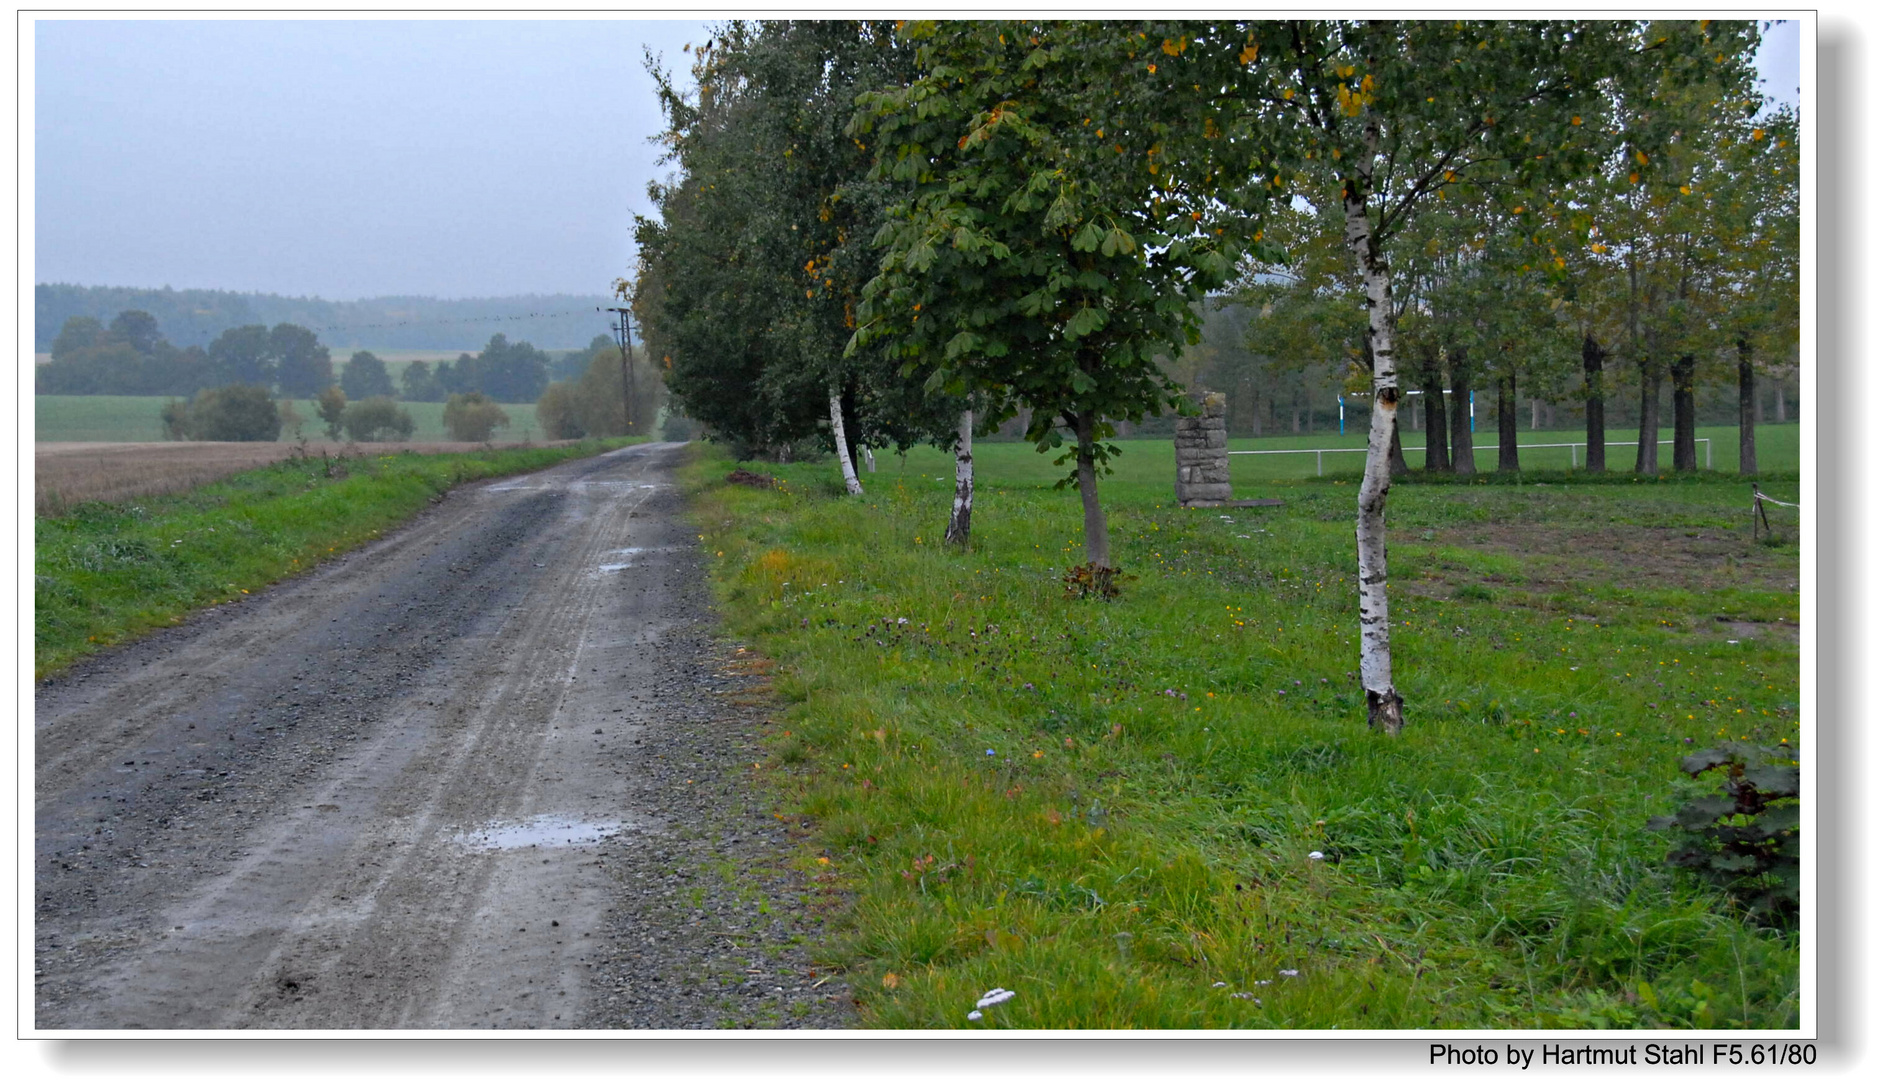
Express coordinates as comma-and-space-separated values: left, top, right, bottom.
1218, 19, 1703, 732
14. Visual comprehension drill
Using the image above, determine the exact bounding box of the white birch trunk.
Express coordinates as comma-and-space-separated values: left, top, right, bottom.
829, 392, 864, 496
1340, 120, 1406, 735
863, 446, 876, 473
944, 408, 974, 547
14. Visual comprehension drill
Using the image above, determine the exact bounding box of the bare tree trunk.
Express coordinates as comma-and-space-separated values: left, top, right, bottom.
1635, 357, 1662, 475
1738, 341, 1758, 474
1497, 370, 1519, 473
1530, 398, 1541, 430
1341, 145, 1405, 735
1423, 353, 1449, 472
1449, 347, 1476, 476
1776, 383, 1787, 423
1670, 354, 1697, 471
944, 407, 975, 546
1583, 333, 1608, 473
829, 392, 864, 496
1388, 415, 1408, 476
1072, 411, 1111, 568
863, 446, 876, 473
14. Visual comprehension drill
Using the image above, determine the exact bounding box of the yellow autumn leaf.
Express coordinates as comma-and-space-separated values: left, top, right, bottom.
1147, 63, 1157, 73
1680, 185, 1692, 195
1240, 43, 1258, 65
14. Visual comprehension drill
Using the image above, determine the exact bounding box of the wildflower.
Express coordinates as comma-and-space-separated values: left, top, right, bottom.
986, 749, 996, 756
1279, 969, 1300, 978
967, 1010, 983, 1021
1212, 981, 1228, 988
1307, 851, 1325, 861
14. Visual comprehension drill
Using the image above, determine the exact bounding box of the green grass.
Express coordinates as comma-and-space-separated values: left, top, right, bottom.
34, 438, 636, 678
35, 394, 547, 443
687, 438, 1800, 1030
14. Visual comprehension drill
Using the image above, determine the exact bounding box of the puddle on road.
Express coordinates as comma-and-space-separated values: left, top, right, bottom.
597, 545, 681, 572
456, 815, 625, 851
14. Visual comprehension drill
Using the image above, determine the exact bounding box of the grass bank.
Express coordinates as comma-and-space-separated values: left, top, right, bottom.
34, 438, 636, 679
687, 439, 1800, 1030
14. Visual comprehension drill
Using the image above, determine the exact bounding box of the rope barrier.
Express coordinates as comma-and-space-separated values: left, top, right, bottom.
1751, 484, 1798, 542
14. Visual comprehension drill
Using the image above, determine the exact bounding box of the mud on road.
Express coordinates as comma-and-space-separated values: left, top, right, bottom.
34, 442, 853, 1030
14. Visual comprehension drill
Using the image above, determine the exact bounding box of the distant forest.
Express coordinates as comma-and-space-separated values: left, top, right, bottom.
35, 284, 619, 352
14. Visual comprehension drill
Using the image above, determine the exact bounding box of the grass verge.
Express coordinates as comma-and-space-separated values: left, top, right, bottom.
686, 440, 1800, 1030
34, 438, 637, 679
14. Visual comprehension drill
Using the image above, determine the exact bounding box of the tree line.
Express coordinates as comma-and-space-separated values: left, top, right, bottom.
34, 284, 614, 353
631, 19, 1797, 732
39, 311, 575, 406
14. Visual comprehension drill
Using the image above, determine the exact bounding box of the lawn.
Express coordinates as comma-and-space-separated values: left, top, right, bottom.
34, 394, 548, 443
687, 434, 1801, 1030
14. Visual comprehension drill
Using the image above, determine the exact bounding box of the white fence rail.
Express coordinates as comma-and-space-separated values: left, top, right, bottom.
1228, 438, 1712, 476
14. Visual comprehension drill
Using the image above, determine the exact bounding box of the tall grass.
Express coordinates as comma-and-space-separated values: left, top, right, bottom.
688, 441, 1800, 1030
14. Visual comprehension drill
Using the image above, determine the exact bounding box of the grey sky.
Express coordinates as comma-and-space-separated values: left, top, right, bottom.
35, 18, 712, 299
33, 17, 1803, 302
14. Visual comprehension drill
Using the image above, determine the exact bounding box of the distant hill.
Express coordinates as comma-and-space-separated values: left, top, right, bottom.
35, 284, 621, 352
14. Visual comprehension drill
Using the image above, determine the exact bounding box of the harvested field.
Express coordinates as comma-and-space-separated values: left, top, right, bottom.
34, 440, 570, 514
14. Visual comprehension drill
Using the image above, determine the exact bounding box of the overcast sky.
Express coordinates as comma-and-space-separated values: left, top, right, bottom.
32, 17, 1803, 302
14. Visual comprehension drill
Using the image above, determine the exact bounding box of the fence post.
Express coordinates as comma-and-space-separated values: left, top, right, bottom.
1317, 449, 1323, 476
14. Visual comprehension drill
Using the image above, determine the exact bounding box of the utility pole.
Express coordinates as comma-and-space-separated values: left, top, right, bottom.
601, 306, 638, 434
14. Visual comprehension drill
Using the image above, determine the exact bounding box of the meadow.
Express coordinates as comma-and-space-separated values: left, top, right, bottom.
34, 394, 547, 444
688, 431, 1801, 1029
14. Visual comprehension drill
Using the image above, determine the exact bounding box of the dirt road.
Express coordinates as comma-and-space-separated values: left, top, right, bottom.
34, 442, 851, 1030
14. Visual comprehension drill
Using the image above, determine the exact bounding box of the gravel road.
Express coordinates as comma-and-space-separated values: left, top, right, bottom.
34, 441, 853, 1030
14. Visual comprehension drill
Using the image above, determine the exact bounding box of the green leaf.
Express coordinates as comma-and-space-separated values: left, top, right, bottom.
1071, 221, 1106, 252
1065, 306, 1107, 339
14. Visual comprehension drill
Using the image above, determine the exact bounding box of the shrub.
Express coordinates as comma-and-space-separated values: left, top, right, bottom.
1647, 743, 1800, 923
164, 385, 282, 441
341, 396, 416, 442
443, 392, 510, 442
160, 398, 192, 440
661, 410, 698, 442
536, 382, 586, 440
316, 384, 348, 440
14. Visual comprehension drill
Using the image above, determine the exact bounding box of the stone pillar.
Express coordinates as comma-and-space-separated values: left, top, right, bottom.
1174, 391, 1232, 507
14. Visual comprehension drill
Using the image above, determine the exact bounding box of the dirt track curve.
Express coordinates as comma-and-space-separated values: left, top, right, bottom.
35, 442, 852, 1030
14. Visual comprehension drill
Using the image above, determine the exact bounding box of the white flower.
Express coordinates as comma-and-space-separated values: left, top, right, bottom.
1257, 980, 1272, 986
1278, 969, 1300, 978
1211, 981, 1227, 988
976, 988, 1016, 1009
1307, 851, 1325, 861
967, 1010, 983, 1021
